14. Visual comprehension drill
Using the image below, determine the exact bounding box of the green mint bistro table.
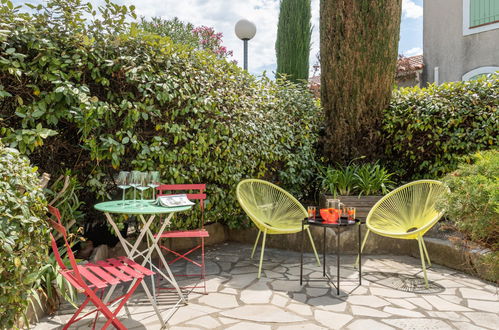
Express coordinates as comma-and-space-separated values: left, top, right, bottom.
94, 200, 192, 328
300, 217, 363, 295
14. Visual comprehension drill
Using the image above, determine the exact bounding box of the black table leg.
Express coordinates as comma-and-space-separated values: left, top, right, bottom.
323, 227, 326, 277
337, 226, 340, 295
358, 222, 362, 285
300, 220, 304, 286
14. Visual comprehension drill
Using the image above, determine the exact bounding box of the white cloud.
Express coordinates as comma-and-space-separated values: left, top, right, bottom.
402, 0, 423, 19
403, 47, 423, 56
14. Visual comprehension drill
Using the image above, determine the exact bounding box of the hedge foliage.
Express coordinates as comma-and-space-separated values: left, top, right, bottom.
0, 0, 321, 229
439, 150, 498, 281
439, 150, 498, 250
383, 76, 499, 180
0, 143, 49, 328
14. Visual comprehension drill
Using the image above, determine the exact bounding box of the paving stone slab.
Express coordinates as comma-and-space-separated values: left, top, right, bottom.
463, 312, 499, 329
467, 299, 499, 313
459, 288, 499, 301
314, 310, 353, 329
383, 306, 424, 318
220, 305, 306, 323
346, 319, 395, 330
197, 292, 239, 309
346, 295, 390, 307
225, 322, 271, 330
276, 324, 327, 330
423, 295, 472, 311
351, 305, 391, 318
383, 318, 453, 330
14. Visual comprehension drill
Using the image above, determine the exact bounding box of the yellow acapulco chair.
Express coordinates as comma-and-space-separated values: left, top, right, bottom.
236, 179, 321, 278
357, 180, 449, 287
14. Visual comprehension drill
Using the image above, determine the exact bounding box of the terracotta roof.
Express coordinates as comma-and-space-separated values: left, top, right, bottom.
397, 54, 423, 76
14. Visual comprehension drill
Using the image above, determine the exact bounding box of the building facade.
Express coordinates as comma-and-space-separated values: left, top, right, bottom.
423, 0, 499, 84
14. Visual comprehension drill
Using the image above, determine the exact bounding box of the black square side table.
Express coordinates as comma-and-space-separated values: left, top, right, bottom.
300, 217, 364, 295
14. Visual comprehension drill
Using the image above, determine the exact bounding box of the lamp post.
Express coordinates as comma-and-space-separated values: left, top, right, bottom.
235, 19, 256, 71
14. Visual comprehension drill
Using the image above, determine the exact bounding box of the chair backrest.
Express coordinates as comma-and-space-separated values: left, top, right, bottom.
366, 180, 449, 233
236, 179, 306, 230
156, 184, 207, 228
47, 205, 87, 287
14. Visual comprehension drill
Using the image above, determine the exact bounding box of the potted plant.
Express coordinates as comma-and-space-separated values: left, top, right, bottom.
318, 161, 396, 219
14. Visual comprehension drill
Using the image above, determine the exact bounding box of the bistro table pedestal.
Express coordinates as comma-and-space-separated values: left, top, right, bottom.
300, 217, 363, 295
95, 200, 192, 328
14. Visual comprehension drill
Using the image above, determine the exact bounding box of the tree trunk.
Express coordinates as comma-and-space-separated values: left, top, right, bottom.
320, 0, 402, 162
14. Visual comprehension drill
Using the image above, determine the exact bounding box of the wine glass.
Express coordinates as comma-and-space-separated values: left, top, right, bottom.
129, 170, 142, 205
148, 171, 161, 201
136, 172, 150, 206
115, 171, 130, 206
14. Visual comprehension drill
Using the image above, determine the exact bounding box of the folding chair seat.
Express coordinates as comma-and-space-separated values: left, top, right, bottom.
47, 206, 154, 330
154, 184, 208, 294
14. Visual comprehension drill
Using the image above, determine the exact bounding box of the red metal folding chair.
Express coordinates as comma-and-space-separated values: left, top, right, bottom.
47, 205, 154, 330
154, 184, 208, 294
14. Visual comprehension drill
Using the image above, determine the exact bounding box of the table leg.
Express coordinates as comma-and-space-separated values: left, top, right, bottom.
137, 214, 186, 303
358, 222, 362, 286
300, 220, 304, 286
323, 227, 326, 277
103, 213, 168, 328
337, 226, 340, 295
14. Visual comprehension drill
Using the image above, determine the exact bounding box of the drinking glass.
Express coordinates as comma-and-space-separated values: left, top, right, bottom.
147, 171, 161, 201
307, 206, 316, 219
347, 207, 356, 222
115, 171, 130, 206
129, 170, 142, 205
136, 172, 150, 206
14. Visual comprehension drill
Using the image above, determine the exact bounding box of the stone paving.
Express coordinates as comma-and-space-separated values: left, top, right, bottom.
34, 242, 498, 329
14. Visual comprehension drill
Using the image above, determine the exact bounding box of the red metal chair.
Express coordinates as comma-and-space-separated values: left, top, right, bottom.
155, 184, 208, 294
47, 205, 154, 330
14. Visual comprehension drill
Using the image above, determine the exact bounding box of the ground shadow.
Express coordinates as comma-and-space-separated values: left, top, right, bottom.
363, 271, 445, 294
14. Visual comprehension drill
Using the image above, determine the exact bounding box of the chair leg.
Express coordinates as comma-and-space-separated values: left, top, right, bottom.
420, 236, 432, 267
257, 230, 267, 278
251, 230, 262, 259
306, 228, 321, 266
417, 235, 429, 288
202, 236, 207, 295
355, 229, 370, 268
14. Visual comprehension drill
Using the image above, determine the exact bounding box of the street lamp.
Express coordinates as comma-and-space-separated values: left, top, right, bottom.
234, 19, 256, 71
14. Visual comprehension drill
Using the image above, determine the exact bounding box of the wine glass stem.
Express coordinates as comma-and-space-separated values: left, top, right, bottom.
133, 188, 136, 204
122, 189, 126, 207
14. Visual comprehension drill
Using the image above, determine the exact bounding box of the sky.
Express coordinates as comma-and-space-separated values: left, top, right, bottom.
12, 0, 424, 76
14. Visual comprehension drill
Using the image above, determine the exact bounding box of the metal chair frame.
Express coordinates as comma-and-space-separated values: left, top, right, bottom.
155, 184, 208, 294
47, 206, 154, 330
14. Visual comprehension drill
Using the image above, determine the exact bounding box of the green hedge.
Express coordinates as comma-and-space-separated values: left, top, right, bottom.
0, 1, 321, 229
439, 150, 498, 281
383, 76, 499, 180
0, 143, 49, 328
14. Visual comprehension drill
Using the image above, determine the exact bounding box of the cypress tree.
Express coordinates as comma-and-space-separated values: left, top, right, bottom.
320, 0, 402, 162
276, 0, 312, 82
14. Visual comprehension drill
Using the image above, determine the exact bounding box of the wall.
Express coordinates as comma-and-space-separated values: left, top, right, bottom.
423, 0, 499, 84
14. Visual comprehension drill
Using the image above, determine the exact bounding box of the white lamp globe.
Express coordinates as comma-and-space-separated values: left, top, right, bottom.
235, 19, 257, 40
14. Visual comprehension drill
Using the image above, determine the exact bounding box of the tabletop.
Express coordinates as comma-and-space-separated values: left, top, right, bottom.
304, 217, 364, 228
94, 200, 192, 215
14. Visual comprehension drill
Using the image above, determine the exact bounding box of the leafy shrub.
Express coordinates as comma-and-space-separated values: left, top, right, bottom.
439, 150, 498, 281
139, 17, 234, 59
383, 75, 498, 180
0, 0, 321, 229
318, 161, 395, 197
0, 142, 49, 328
439, 150, 498, 250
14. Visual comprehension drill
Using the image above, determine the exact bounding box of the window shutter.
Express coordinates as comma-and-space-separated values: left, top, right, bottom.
470, 0, 499, 28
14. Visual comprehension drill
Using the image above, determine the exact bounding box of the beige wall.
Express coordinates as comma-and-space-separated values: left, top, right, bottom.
423, 0, 499, 84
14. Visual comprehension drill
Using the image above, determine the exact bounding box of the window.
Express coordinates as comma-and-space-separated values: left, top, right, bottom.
463, 0, 499, 35
470, 0, 499, 27
462, 66, 499, 80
